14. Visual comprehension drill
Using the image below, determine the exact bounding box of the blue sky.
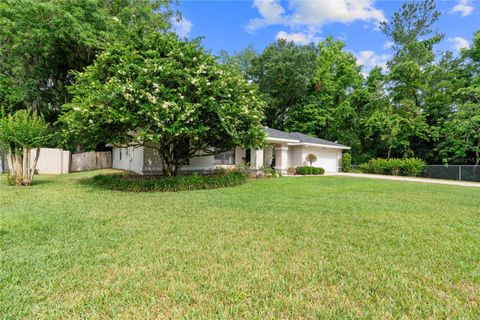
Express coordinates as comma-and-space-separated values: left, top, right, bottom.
172, 0, 479, 73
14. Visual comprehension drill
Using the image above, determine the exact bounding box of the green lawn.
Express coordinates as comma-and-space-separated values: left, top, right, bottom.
1, 171, 479, 319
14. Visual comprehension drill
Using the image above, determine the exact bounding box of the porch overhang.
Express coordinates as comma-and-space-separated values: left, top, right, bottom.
265, 137, 299, 144
286, 142, 351, 150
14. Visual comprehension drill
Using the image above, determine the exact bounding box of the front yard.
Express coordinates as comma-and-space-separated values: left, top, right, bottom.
1, 171, 479, 318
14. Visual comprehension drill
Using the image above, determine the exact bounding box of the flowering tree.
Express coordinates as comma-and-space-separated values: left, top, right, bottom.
61, 33, 266, 176
0, 109, 51, 185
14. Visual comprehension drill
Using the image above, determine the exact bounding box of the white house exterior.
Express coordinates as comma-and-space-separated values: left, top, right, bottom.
112, 127, 350, 175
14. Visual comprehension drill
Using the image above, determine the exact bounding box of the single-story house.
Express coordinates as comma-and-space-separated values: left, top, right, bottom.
112, 127, 350, 175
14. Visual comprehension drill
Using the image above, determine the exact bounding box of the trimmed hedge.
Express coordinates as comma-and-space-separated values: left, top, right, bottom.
296, 166, 325, 175
342, 153, 352, 172
359, 158, 425, 177
91, 171, 247, 192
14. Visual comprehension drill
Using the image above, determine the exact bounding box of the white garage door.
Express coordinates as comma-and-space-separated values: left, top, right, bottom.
305, 148, 339, 172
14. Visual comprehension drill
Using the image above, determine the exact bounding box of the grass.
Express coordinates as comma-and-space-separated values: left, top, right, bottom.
1, 170, 479, 319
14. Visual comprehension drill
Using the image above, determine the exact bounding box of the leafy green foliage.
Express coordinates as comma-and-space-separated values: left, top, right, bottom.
288, 37, 363, 150
244, 1, 479, 165
305, 153, 317, 166
0, 109, 51, 185
359, 158, 425, 177
61, 33, 266, 176
342, 153, 352, 172
296, 166, 325, 175
91, 171, 247, 192
249, 40, 317, 129
259, 165, 280, 178
438, 32, 480, 165
0, 109, 51, 150
0, 0, 175, 120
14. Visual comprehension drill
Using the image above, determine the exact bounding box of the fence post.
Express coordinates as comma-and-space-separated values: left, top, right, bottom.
459, 166, 462, 181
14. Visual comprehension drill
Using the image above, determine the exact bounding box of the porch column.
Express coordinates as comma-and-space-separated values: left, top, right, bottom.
235, 147, 246, 166
252, 149, 264, 169
264, 145, 273, 167
275, 145, 289, 174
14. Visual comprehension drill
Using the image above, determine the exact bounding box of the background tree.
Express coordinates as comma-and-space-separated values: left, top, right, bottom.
379, 0, 443, 159
218, 46, 258, 80
0, 0, 175, 121
287, 37, 363, 153
249, 40, 317, 129
438, 31, 480, 164
0, 109, 51, 186
61, 33, 266, 176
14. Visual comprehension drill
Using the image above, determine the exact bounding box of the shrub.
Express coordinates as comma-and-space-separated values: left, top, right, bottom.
342, 153, 352, 172
401, 158, 426, 177
306, 154, 317, 166
257, 165, 280, 178
91, 171, 248, 192
359, 158, 426, 177
296, 166, 325, 175
385, 158, 403, 176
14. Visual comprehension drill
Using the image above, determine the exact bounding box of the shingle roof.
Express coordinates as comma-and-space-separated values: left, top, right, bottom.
264, 127, 297, 141
264, 127, 350, 149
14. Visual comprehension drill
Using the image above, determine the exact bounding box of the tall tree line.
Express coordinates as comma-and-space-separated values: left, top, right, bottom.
224, 0, 479, 165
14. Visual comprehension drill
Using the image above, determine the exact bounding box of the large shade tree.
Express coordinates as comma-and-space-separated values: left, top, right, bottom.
287, 37, 363, 151
0, 0, 175, 121
249, 40, 317, 129
61, 33, 266, 176
438, 31, 480, 164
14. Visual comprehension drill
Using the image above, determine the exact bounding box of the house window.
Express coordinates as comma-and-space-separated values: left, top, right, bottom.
214, 149, 235, 165
119, 149, 122, 160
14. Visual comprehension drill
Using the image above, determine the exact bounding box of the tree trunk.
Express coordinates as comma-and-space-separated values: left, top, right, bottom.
11, 150, 24, 186
7, 151, 13, 174
22, 148, 30, 185
6, 147, 39, 186
29, 148, 41, 182
159, 149, 175, 177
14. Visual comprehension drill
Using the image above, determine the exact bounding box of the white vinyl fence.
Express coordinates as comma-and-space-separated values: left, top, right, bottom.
1, 148, 112, 174
1, 148, 70, 174
70, 151, 112, 172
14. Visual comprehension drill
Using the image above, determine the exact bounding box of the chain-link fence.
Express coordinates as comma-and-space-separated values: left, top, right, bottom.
351, 164, 480, 182
422, 165, 480, 182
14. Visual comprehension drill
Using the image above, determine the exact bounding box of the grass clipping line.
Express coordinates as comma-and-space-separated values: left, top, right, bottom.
90, 171, 248, 192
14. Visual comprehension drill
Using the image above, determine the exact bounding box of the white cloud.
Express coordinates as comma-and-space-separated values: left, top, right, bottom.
355, 50, 390, 76
247, 0, 288, 32
172, 17, 193, 38
247, 0, 386, 36
448, 37, 471, 52
383, 41, 394, 49
276, 31, 320, 45
288, 0, 385, 27
452, 0, 474, 16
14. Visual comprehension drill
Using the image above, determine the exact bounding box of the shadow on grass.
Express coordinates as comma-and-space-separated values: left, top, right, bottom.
30, 179, 55, 186
1, 177, 54, 187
